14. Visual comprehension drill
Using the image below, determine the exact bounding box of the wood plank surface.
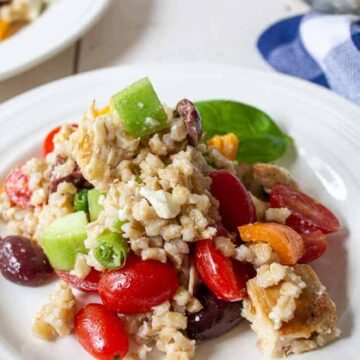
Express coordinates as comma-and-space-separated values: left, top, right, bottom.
78, 0, 309, 71
0, 45, 76, 103
0, 0, 310, 104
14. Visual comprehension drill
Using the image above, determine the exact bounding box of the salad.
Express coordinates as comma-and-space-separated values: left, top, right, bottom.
0, 0, 51, 41
0, 78, 341, 359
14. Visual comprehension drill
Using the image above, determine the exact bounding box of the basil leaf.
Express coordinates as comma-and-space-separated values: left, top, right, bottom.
237, 134, 288, 163
195, 100, 292, 163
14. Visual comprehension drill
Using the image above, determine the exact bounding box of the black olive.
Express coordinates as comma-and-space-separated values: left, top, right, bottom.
0, 236, 53, 286
176, 99, 203, 147
187, 285, 243, 341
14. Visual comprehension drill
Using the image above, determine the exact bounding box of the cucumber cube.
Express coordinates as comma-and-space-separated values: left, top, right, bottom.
39, 211, 88, 271
112, 77, 169, 137
88, 188, 104, 222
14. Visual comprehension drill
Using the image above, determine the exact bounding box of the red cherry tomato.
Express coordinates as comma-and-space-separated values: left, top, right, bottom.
55, 268, 101, 293
4, 167, 32, 208
270, 184, 340, 234
299, 231, 328, 263
195, 239, 251, 302
99, 256, 178, 314
43, 124, 78, 157
43, 126, 61, 157
210, 170, 256, 233
75, 303, 129, 360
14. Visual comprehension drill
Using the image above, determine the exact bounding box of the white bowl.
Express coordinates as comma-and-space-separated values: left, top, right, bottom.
0, 0, 111, 81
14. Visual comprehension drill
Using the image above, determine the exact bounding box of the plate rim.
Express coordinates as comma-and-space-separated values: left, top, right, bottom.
1, 63, 359, 120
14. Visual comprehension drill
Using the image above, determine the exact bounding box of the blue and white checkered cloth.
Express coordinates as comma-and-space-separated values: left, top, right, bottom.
257, 13, 360, 104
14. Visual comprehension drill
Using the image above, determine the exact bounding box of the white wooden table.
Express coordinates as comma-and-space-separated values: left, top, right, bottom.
0, 0, 309, 103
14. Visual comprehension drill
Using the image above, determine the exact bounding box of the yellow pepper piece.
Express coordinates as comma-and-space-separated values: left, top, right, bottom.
90, 101, 112, 118
207, 133, 239, 160
0, 20, 10, 41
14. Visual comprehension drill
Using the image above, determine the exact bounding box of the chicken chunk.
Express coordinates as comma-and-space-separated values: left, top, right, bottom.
253, 163, 298, 192
242, 264, 340, 358
73, 109, 139, 191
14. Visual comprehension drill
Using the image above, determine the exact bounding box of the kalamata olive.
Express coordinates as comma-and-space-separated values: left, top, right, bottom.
49, 166, 91, 193
0, 236, 53, 286
187, 285, 243, 341
176, 99, 203, 147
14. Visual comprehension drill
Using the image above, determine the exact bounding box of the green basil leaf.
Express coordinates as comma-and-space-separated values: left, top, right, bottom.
195, 100, 292, 163
237, 134, 288, 163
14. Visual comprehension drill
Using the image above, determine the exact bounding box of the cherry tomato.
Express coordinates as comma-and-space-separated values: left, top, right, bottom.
299, 231, 328, 263
5, 167, 32, 208
210, 170, 256, 233
270, 184, 340, 234
43, 126, 61, 157
98, 256, 178, 314
43, 124, 78, 157
55, 268, 101, 293
195, 239, 251, 302
75, 303, 129, 360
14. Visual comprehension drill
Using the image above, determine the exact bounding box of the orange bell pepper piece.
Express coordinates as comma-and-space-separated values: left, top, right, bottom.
207, 133, 239, 160
238, 222, 305, 265
0, 20, 10, 41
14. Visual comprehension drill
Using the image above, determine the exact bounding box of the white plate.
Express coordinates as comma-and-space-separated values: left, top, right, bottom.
0, 0, 111, 81
0, 64, 359, 360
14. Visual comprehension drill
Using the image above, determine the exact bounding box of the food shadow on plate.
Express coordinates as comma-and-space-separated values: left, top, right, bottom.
79, 0, 155, 71
312, 226, 352, 339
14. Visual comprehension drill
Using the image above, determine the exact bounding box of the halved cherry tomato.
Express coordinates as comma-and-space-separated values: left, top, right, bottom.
270, 184, 340, 234
55, 268, 101, 293
43, 124, 78, 157
210, 170, 256, 233
195, 239, 251, 301
239, 222, 305, 265
75, 303, 129, 360
299, 231, 328, 263
43, 126, 61, 157
5, 167, 32, 208
98, 256, 178, 314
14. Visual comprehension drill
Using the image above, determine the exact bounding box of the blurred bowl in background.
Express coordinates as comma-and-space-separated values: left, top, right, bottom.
0, 0, 111, 81
305, 0, 360, 14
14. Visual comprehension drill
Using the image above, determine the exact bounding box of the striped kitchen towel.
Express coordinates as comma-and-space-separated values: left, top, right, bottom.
257, 12, 360, 104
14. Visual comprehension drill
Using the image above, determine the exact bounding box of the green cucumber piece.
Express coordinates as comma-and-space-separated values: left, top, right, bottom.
112, 77, 169, 137
88, 189, 104, 222
39, 211, 88, 271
